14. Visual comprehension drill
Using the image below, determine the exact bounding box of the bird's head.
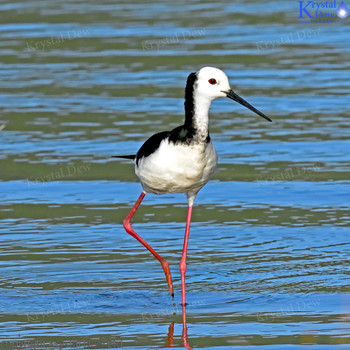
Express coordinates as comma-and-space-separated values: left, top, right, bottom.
194, 66, 271, 122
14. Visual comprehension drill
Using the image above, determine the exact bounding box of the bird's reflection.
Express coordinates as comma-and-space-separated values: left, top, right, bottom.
181, 304, 193, 350
166, 322, 174, 347
164, 305, 193, 349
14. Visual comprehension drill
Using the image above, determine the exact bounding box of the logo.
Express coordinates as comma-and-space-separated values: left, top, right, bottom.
336, 1, 349, 16
298, 1, 348, 22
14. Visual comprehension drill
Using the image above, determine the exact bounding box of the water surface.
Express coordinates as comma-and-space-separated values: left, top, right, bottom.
0, 1, 349, 349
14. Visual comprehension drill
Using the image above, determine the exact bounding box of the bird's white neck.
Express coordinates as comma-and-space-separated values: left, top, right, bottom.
185, 87, 212, 143
192, 92, 211, 142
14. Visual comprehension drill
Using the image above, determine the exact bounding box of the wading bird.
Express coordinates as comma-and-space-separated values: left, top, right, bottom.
115, 67, 271, 308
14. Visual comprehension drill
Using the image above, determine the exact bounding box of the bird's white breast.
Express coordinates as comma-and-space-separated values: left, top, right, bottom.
135, 139, 217, 196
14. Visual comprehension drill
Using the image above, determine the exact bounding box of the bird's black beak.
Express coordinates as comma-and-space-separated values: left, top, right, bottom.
224, 89, 272, 122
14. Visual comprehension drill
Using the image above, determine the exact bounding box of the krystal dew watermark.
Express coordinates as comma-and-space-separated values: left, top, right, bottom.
256, 28, 320, 51
256, 297, 321, 321
26, 28, 91, 52
27, 163, 91, 185
1, 338, 123, 349
141, 28, 205, 51
298, 0, 349, 23
26, 297, 89, 322
256, 164, 321, 186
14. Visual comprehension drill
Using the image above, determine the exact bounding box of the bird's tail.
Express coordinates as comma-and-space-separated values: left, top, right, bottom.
112, 154, 136, 160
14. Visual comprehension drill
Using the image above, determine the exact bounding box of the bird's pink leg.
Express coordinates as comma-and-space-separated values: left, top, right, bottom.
180, 205, 193, 307
180, 204, 195, 350
123, 191, 174, 297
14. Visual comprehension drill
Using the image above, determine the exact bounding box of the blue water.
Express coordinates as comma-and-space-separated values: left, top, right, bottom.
0, 0, 350, 349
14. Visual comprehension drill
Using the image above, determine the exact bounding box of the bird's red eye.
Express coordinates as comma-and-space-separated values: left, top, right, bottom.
208, 78, 217, 85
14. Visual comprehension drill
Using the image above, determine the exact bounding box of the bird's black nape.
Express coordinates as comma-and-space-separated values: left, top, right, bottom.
112, 155, 136, 160
184, 72, 197, 127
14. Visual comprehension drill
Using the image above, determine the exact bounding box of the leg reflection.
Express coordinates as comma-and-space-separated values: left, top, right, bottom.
163, 306, 193, 349
182, 303, 193, 350
166, 322, 174, 347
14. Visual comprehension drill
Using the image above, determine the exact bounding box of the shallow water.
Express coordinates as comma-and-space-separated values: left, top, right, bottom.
1, 0, 349, 349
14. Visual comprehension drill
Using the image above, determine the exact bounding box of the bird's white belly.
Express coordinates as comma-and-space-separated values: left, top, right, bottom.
135, 140, 217, 196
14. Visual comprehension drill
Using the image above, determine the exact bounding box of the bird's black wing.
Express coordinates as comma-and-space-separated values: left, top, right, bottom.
135, 130, 170, 165
112, 154, 136, 160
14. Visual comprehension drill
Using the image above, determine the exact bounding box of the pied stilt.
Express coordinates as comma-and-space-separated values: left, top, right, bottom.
114, 67, 271, 307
